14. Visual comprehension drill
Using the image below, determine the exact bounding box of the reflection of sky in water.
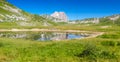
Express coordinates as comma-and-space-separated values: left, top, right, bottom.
38, 33, 84, 41
0, 32, 89, 41
67, 34, 83, 39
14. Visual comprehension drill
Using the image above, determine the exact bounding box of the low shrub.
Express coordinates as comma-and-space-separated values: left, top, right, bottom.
100, 51, 118, 59
0, 42, 4, 47
98, 32, 120, 39
101, 41, 116, 46
75, 44, 100, 60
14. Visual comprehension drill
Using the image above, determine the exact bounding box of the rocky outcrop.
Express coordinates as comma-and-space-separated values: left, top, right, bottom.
109, 15, 120, 21
79, 18, 100, 24
0, 0, 28, 22
51, 11, 68, 22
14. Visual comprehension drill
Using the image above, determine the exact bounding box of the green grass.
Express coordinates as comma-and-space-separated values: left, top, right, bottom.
0, 23, 120, 62
1, 1, 120, 61
0, 22, 120, 32
0, 36, 120, 62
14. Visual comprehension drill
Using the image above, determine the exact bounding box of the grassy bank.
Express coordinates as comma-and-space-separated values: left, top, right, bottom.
0, 34, 120, 62
0, 22, 120, 32
0, 24, 120, 62
0, 38, 120, 62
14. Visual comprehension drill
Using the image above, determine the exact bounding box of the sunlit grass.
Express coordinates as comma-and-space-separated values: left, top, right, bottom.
0, 37, 120, 62
0, 23, 120, 62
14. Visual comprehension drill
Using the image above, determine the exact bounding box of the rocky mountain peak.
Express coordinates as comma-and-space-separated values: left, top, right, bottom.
51, 11, 68, 22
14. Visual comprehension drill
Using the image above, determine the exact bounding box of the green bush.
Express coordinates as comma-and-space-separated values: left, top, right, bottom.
101, 41, 116, 46
98, 32, 120, 39
116, 41, 120, 46
0, 42, 4, 47
100, 51, 118, 59
75, 43, 119, 61
75, 44, 100, 60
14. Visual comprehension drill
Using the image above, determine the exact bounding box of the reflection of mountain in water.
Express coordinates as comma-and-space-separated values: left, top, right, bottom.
0, 32, 88, 41
49, 33, 68, 40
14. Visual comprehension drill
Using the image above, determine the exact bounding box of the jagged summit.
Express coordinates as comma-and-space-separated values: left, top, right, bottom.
51, 11, 68, 22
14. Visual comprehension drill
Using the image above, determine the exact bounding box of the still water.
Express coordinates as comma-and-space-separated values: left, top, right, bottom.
0, 32, 90, 41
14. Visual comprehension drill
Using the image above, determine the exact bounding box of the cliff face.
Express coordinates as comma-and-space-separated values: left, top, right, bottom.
51, 11, 68, 22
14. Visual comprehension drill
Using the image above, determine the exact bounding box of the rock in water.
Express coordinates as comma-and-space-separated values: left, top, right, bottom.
51, 11, 68, 22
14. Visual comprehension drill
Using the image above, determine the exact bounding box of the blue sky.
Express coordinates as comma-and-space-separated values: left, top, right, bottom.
7, 0, 120, 20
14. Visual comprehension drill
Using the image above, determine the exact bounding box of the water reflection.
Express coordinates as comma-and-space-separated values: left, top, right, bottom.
0, 32, 89, 41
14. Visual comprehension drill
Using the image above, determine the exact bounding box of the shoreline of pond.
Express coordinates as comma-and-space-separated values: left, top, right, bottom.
0, 28, 104, 40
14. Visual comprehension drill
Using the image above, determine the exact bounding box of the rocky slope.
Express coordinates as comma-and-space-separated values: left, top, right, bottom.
0, 0, 56, 26
0, 0, 30, 22
76, 14, 120, 25
51, 11, 68, 22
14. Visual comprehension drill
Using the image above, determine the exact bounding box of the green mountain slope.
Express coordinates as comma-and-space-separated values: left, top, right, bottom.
0, 0, 29, 22
76, 14, 120, 25
0, 0, 56, 28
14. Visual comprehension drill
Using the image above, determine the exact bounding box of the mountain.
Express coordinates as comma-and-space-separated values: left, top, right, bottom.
100, 14, 120, 25
76, 14, 120, 25
0, 0, 120, 27
51, 11, 68, 22
0, 0, 29, 22
77, 18, 100, 24
0, 0, 56, 27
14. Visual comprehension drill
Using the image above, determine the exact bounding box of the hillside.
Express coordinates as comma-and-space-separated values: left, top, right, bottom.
0, 0, 56, 27
0, 0, 120, 28
76, 14, 120, 25
0, 0, 30, 22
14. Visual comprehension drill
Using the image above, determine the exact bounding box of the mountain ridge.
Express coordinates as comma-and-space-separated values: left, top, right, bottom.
0, 0, 57, 27
0, 0, 120, 27
75, 14, 120, 25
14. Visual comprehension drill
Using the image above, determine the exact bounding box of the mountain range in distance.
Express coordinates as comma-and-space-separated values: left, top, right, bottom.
0, 0, 120, 26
